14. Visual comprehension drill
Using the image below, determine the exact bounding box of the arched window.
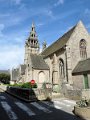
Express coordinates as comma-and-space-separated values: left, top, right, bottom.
59, 59, 65, 78
32, 28, 33, 31
79, 39, 87, 59
38, 71, 45, 83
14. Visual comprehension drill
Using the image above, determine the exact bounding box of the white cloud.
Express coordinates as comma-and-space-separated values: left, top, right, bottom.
0, 45, 24, 69
49, 9, 78, 22
54, 0, 64, 6
36, 23, 44, 27
42, 9, 54, 19
47, 10, 54, 18
0, 29, 26, 70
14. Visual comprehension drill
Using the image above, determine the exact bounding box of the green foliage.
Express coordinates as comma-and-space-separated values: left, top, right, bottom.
9, 83, 22, 87
76, 99, 90, 107
42, 82, 52, 89
0, 73, 10, 84
9, 82, 37, 88
42, 82, 46, 89
21, 82, 37, 88
21, 82, 31, 88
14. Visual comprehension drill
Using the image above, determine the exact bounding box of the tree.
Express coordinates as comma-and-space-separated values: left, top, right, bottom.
0, 73, 10, 84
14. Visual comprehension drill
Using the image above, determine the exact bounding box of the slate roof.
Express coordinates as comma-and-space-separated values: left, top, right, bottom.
41, 26, 76, 58
0, 70, 10, 74
30, 54, 49, 70
72, 58, 90, 75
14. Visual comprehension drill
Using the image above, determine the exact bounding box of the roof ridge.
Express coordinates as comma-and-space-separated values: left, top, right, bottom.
46, 25, 75, 49
41, 25, 76, 57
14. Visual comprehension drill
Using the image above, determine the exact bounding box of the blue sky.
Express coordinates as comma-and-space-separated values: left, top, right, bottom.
0, 0, 90, 69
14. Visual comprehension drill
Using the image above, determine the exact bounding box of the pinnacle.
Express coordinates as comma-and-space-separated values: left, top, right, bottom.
77, 20, 84, 26
32, 21, 35, 28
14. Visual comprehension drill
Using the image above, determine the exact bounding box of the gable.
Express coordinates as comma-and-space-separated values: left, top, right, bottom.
41, 26, 76, 58
41, 21, 90, 59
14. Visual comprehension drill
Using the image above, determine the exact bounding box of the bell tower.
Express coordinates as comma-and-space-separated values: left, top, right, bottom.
24, 22, 39, 64
29, 22, 39, 49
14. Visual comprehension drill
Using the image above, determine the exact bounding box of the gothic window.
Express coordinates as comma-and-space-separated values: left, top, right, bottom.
38, 71, 45, 83
59, 59, 65, 78
79, 39, 87, 59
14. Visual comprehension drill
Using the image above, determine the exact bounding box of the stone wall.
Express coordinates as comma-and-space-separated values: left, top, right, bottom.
82, 89, 90, 99
68, 21, 90, 89
64, 89, 82, 100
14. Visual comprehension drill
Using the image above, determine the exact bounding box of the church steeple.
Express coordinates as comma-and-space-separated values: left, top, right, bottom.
28, 22, 39, 49
24, 22, 39, 64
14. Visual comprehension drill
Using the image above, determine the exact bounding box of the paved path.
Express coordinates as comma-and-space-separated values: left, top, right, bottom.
0, 89, 83, 120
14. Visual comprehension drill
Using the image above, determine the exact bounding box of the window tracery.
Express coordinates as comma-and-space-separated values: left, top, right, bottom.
79, 39, 87, 59
59, 58, 65, 78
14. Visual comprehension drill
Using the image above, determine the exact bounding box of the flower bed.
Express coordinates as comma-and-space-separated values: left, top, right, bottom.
6, 86, 52, 101
7, 86, 37, 101
9, 82, 37, 89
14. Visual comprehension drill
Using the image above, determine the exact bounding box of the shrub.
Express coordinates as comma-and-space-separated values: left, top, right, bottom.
21, 82, 37, 88
9, 82, 37, 89
21, 82, 31, 88
76, 99, 90, 107
9, 83, 22, 87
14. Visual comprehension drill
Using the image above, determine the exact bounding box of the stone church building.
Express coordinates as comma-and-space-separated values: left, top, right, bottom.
11, 21, 90, 92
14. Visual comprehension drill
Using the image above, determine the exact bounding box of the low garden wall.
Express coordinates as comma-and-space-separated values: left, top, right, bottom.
64, 89, 82, 100
7, 86, 52, 101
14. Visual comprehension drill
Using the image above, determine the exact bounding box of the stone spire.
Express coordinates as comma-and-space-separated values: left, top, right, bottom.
28, 22, 39, 49
24, 22, 39, 64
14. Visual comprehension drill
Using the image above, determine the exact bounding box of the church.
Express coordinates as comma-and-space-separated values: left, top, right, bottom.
11, 21, 90, 93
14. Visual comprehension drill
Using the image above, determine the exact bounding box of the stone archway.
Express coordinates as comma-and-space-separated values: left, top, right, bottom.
38, 71, 45, 84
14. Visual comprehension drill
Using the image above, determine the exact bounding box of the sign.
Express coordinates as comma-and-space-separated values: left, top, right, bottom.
30, 80, 35, 85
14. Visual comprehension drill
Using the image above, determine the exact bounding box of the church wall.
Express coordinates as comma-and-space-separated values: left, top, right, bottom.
33, 69, 49, 88
27, 69, 49, 88
88, 75, 90, 88
68, 22, 90, 89
44, 49, 68, 92
44, 57, 52, 84
56, 50, 67, 84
